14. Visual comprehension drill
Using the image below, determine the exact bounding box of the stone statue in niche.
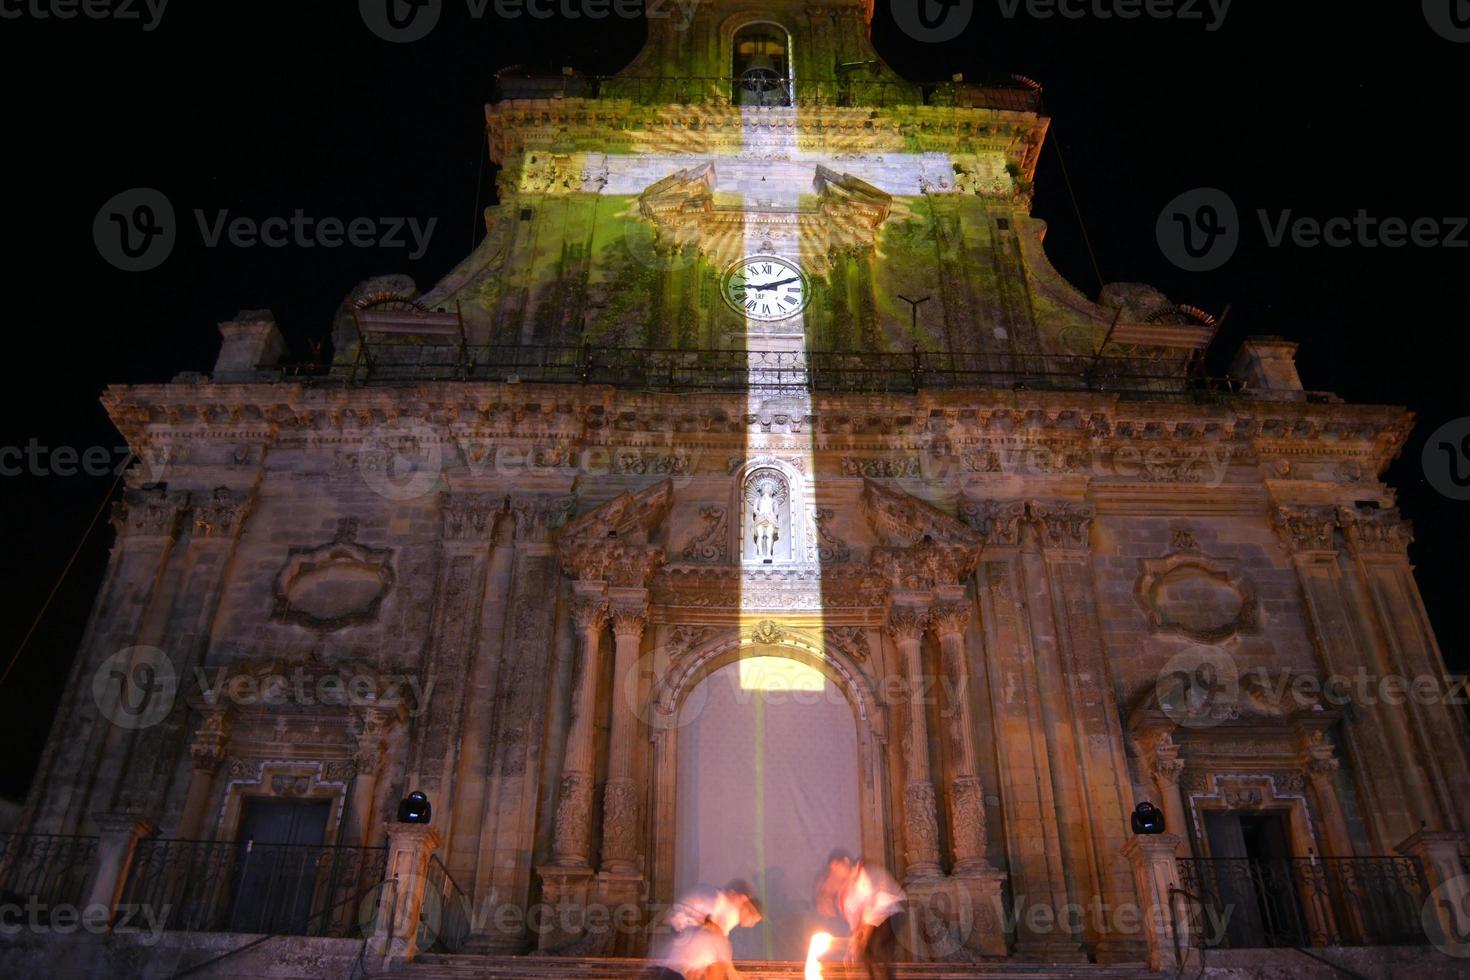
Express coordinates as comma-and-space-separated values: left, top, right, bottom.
744, 470, 790, 562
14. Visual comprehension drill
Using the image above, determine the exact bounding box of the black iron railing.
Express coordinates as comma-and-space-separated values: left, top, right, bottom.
307, 343, 1231, 397
0, 832, 98, 919
421, 855, 472, 954
119, 838, 387, 938
1177, 856, 1429, 949
492, 74, 1044, 113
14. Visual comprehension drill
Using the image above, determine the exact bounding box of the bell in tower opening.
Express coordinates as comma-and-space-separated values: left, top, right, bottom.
733, 25, 790, 107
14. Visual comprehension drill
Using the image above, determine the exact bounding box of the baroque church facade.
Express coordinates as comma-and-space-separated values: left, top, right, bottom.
8, 2, 1470, 977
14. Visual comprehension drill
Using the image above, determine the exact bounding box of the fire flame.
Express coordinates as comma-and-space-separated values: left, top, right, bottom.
805, 931, 834, 980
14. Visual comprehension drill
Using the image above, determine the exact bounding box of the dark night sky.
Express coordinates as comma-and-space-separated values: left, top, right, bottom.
1, 2, 1465, 801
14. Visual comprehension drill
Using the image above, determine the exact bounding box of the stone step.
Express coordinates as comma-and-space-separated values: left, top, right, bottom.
372, 954, 1159, 980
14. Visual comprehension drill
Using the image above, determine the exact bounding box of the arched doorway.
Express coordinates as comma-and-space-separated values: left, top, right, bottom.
674, 655, 861, 960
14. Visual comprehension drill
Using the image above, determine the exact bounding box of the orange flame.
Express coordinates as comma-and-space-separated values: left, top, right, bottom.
805, 931, 834, 980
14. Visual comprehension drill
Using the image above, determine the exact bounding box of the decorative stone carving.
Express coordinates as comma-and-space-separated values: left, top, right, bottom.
807, 508, 852, 563
927, 600, 972, 640
749, 620, 786, 646
1027, 501, 1095, 552
871, 538, 978, 592
823, 626, 870, 664
1273, 504, 1339, 554
510, 494, 578, 544
1136, 550, 1259, 643
570, 594, 609, 632
601, 777, 639, 867
111, 486, 186, 539
950, 775, 988, 860
190, 487, 253, 538
904, 781, 941, 867
959, 498, 1025, 547
1340, 505, 1413, 557
270, 520, 395, 629
679, 505, 729, 563
189, 707, 231, 774
883, 606, 928, 643
551, 770, 595, 866
442, 493, 506, 541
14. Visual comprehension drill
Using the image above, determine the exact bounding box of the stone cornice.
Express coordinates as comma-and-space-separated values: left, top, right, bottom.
100, 382, 1414, 482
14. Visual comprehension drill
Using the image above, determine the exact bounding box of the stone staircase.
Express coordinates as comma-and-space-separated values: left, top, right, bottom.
371, 955, 1160, 980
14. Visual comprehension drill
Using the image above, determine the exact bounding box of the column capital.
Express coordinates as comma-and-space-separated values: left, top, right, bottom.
927, 599, 972, 640
188, 707, 232, 775
884, 604, 929, 643
571, 589, 609, 632
608, 588, 650, 640
1026, 500, 1095, 553
1271, 503, 1341, 555
187, 486, 255, 540
1338, 504, 1413, 559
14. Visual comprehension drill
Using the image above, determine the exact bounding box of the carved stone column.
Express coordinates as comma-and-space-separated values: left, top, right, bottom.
550, 584, 608, 869
178, 703, 231, 839
887, 604, 942, 880
84, 812, 157, 926
1299, 729, 1354, 858
1144, 732, 1190, 858
347, 702, 399, 846
927, 593, 989, 872
601, 589, 647, 874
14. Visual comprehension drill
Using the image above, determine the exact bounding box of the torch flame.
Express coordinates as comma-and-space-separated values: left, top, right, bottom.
805, 932, 834, 980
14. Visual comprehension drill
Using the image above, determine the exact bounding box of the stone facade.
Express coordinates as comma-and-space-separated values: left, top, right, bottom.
9, 1, 1470, 974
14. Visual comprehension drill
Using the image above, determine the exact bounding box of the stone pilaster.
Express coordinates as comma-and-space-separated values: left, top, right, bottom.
1339, 505, 1470, 835
974, 551, 1081, 960
926, 593, 990, 873
1273, 503, 1424, 848
1121, 833, 1188, 973
372, 822, 443, 963
1299, 729, 1355, 858
886, 604, 941, 881
549, 584, 607, 868
601, 589, 648, 875
476, 494, 571, 952
84, 812, 157, 926
177, 702, 231, 839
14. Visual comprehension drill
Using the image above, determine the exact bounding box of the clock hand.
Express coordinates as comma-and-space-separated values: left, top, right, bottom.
746, 277, 802, 292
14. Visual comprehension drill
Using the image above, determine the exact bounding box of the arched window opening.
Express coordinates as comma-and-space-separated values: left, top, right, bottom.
733, 26, 790, 107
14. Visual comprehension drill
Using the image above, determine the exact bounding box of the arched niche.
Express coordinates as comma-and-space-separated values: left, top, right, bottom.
732, 457, 809, 565
728, 20, 793, 106
644, 628, 891, 933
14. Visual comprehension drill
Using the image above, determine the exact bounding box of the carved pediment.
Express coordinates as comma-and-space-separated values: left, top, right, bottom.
861, 479, 981, 548
558, 480, 672, 584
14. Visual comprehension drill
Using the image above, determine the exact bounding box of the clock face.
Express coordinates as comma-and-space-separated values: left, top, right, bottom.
722, 255, 809, 322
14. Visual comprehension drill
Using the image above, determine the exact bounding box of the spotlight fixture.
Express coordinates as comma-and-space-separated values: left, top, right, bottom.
1131, 801, 1165, 835
397, 791, 432, 824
